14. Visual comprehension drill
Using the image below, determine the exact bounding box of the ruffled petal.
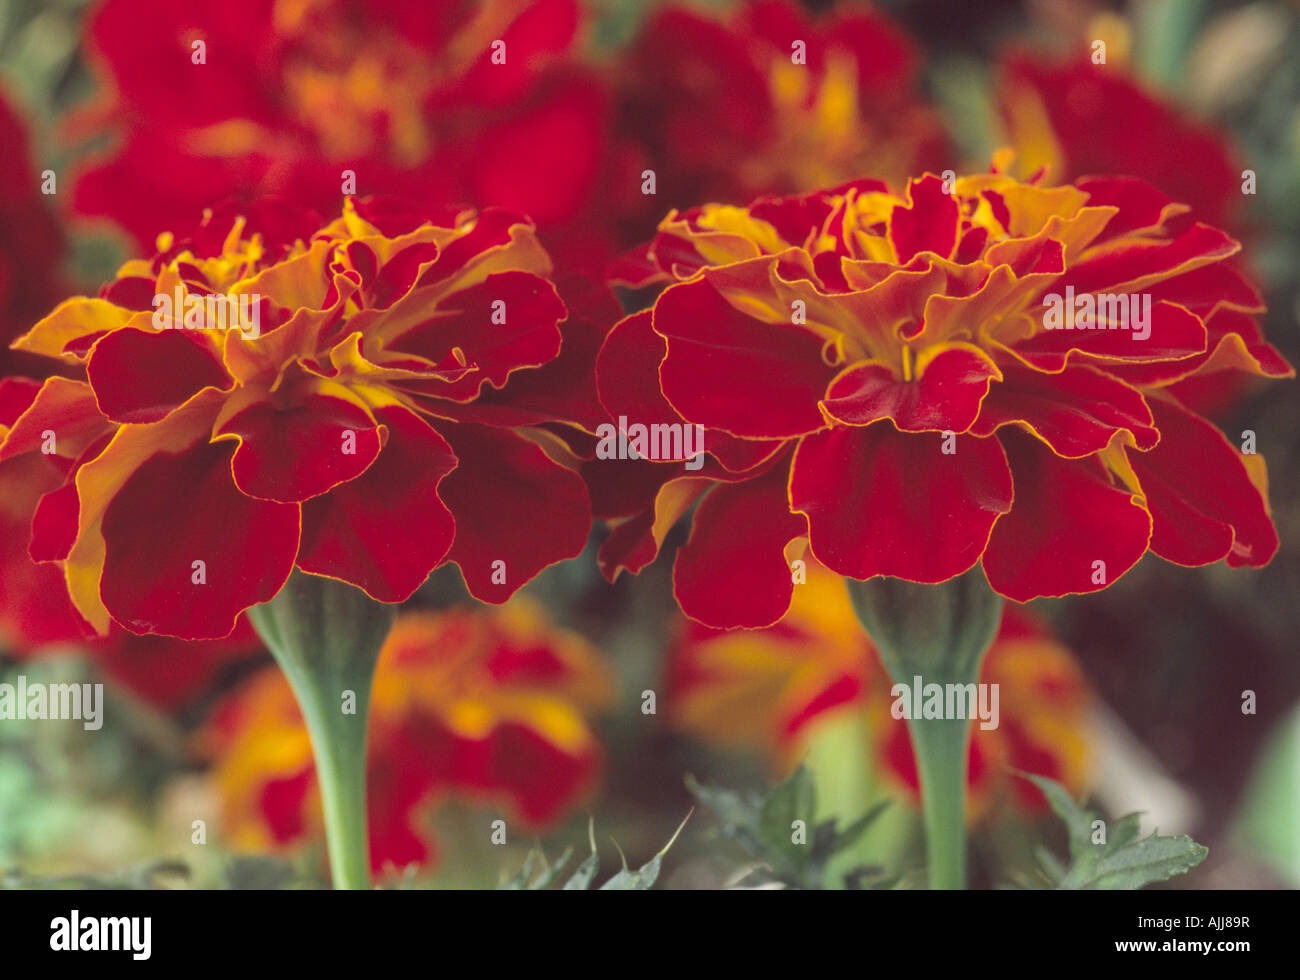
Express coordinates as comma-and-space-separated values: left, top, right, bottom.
435, 422, 590, 603
791, 423, 1013, 582
297, 406, 457, 602
971, 362, 1158, 457
1128, 398, 1278, 568
654, 276, 835, 438
982, 429, 1150, 600
821, 345, 1000, 432
87, 326, 231, 424
214, 384, 383, 503
100, 440, 299, 639
673, 463, 807, 628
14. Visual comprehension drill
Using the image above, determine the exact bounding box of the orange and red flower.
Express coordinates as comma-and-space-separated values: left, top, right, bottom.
69, 0, 607, 254
0, 90, 64, 379
996, 50, 1243, 232
1, 197, 593, 640
203, 599, 611, 873
668, 560, 1091, 820
595, 171, 1291, 628
611, 0, 948, 224
995, 46, 1261, 416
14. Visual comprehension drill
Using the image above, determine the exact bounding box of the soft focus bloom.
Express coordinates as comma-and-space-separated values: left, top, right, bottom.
202, 599, 612, 872
0, 90, 64, 378
596, 171, 1291, 628
612, 0, 948, 225
996, 50, 1243, 231
668, 560, 1091, 820
995, 48, 1258, 415
3, 378, 265, 706
69, 0, 607, 254
1, 197, 592, 640
0, 376, 87, 648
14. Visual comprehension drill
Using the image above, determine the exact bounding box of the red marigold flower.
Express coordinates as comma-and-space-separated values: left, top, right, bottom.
68, 0, 607, 253
611, 0, 949, 222
667, 560, 1091, 820
994, 47, 1262, 417
0, 91, 64, 379
1, 197, 592, 640
996, 50, 1243, 232
595, 172, 1292, 628
201, 599, 612, 873
2, 379, 265, 705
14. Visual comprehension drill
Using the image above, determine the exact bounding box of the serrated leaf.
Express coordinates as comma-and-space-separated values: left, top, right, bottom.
758, 766, 816, 867
1107, 812, 1144, 849
833, 800, 892, 854
1020, 772, 1095, 864
500, 850, 540, 890
685, 774, 765, 853
1021, 773, 1209, 890
598, 810, 691, 891
562, 819, 600, 890
527, 847, 573, 890
1059, 834, 1209, 890
685, 775, 757, 832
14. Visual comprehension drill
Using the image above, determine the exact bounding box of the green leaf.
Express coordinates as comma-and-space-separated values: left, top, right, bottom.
224, 855, 295, 890
562, 819, 600, 891
528, 847, 573, 890
690, 769, 896, 889
758, 765, 816, 868
1059, 833, 1209, 891
500, 850, 540, 891
599, 811, 692, 890
1023, 772, 1096, 865
832, 800, 892, 855
685, 774, 765, 854
1020, 774, 1208, 890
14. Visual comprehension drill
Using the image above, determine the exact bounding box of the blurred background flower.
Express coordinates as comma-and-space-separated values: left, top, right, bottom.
66, 0, 613, 263
667, 558, 1093, 825
201, 599, 612, 875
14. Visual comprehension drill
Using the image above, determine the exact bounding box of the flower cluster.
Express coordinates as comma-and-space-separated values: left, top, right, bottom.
0, 0, 1291, 894
70, 0, 607, 254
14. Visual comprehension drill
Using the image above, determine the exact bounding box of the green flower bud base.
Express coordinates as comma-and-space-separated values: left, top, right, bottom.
846, 568, 1004, 890
248, 570, 396, 890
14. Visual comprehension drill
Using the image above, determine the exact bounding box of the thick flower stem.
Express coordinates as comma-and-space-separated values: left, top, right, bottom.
907, 713, 975, 890
247, 571, 396, 890
846, 568, 1004, 890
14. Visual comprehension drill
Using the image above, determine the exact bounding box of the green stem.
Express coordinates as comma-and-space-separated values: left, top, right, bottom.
247, 571, 395, 890
846, 568, 1004, 890
276, 649, 374, 890
908, 711, 975, 890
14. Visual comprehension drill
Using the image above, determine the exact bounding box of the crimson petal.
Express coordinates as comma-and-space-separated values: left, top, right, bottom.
100, 440, 299, 639
982, 429, 1150, 601
673, 463, 807, 628
297, 406, 457, 602
790, 423, 1012, 582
